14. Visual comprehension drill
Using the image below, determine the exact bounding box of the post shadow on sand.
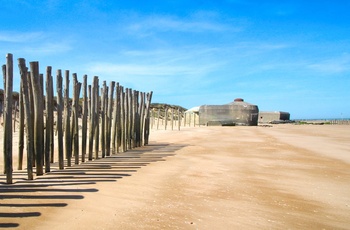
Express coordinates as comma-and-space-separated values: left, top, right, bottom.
0, 142, 186, 228
0, 212, 40, 228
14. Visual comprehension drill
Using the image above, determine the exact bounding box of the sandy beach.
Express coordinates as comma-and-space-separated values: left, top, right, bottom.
1, 124, 350, 229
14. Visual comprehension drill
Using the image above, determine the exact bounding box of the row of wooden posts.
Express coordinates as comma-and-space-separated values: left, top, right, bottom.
2, 53, 153, 184
149, 108, 199, 130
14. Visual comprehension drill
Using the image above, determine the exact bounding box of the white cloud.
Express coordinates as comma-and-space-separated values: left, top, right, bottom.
83, 46, 226, 95
307, 55, 350, 74
0, 31, 44, 43
22, 41, 73, 55
126, 13, 238, 35
87, 59, 220, 79
0, 30, 74, 56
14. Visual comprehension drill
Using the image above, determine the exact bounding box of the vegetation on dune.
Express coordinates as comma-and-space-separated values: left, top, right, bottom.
150, 103, 187, 113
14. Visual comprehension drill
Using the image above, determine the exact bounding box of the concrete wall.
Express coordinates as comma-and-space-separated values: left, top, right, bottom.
199, 101, 259, 126
259, 111, 290, 123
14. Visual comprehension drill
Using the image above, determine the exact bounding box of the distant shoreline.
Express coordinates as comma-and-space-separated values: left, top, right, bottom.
293, 118, 350, 121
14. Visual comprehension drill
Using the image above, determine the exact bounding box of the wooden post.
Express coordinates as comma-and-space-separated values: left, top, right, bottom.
100, 81, 106, 158
81, 75, 88, 162
111, 83, 119, 154
4, 54, 13, 183
121, 88, 126, 152
94, 77, 100, 159
44, 66, 53, 172
144, 91, 153, 145
129, 88, 133, 149
2, 64, 6, 124
171, 108, 174, 130
49, 75, 54, 163
64, 70, 71, 166
18, 58, 34, 180
150, 109, 154, 130
131, 90, 137, 148
56, 70, 64, 169
40, 74, 44, 98
116, 84, 121, 153
88, 83, 94, 161
129, 89, 133, 149
111, 83, 117, 154
30, 61, 44, 176
72, 73, 81, 164
184, 112, 186, 127
27, 70, 35, 167
13, 101, 18, 132
18, 80, 24, 170
165, 107, 168, 130
178, 108, 181, 131
125, 88, 130, 150
139, 92, 145, 147
194, 113, 196, 127
157, 109, 160, 130
106, 81, 115, 156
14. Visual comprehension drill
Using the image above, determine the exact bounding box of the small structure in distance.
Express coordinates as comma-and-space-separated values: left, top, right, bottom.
258, 111, 291, 124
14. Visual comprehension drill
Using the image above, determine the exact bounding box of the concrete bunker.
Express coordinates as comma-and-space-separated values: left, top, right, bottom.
199, 98, 259, 126
259, 111, 291, 124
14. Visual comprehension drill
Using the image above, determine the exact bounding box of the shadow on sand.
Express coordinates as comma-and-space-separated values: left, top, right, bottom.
0, 142, 185, 228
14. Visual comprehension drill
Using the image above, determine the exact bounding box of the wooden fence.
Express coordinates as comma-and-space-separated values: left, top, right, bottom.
149, 108, 199, 130
1, 53, 153, 184
294, 119, 350, 125
149, 107, 350, 130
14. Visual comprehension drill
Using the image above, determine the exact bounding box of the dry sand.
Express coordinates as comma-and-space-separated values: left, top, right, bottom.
1, 124, 350, 229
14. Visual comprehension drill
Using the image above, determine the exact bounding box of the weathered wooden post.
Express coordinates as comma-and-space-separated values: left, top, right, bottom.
111, 83, 118, 154
64, 70, 71, 166
106, 81, 115, 156
18, 58, 34, 179
125, 88, 130, 150
4, 54, 13, 183
150, 109, 154, 130
72, 73, 81, 164
44, 66, 53, 172
131, 90, 137, 148
178, 108, 181, 131
56, 70, 64, 169
139, 92, 145, 147
184, 112, 186, 127
116, 84, 122, 153
30, 61, 44, 176
164, 107, 168, 130
157, 108, 160, 130
39, 74, 44, 98
94, 76, 100, 159
2, 65, 6, 124
171, 108, 174, 130
88, 83, 94, 161
121, 88, 126, 152
194, 112, 196, 127
130, 89, 134, 148
27, 70, 35, 166
81, 75, 88, 162
18, 80, 24, 170
127, 88, 132, 149
13, 101, 18, 132
100, 81, 107, 158
130, 88, 134, 149
49, 74, 54, 163
143, 91, 153, 145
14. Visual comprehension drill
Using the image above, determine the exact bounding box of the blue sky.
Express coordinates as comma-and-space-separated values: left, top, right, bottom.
1, 0, 349, 119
